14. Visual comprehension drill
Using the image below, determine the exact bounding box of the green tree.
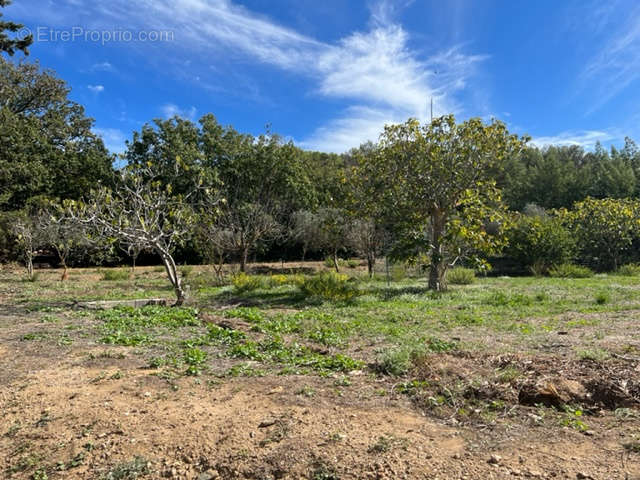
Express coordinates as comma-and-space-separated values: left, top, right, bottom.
560, 198, 640, 271
0, 59, 114, 211
505, 210, 576, 274
0, 0, 32, 56
370, 115, 526, 290
211, 128, 312, 271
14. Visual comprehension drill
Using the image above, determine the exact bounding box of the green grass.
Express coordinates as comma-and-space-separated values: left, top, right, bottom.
4, 266, 640, 383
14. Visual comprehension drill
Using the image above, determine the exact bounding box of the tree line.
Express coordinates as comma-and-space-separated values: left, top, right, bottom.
4, 1, 640, 302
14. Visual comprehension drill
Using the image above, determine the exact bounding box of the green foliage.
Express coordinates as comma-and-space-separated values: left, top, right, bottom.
228, 334, 363, 373
505, 212, 576, 274
595, 291, 610, 305
375, 347, 417, 376
231, 273, 267, 293
297, 272, 361, 301
183, 347, 207, 375
0, 59, 113, 212
98, 306, 199, 346
446, 267, 476, 285
0, 1, 33, 56
365, 115, 526, 290
548, 264, 594, 278
560, 198, 640, 271
179, 265, 193, 278
100, 269, 130, 281
100, 456, 150, 480
616, 263, 640, 276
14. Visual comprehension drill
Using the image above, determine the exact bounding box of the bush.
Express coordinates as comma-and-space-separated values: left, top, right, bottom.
268, 274, 303, 288
505, 214, 576, 274
446, 267, 475, 285
560, 198, 640, 271
180, 265, 194, 278
323, 256, 346, 269
297, 272, 361, 301
374, 347, 415, 376
548, 263, 593, 278
615, 263, 640, 276
595, 291, 609, 305
231, 273, 266, 293
100, 269, 130, 281
346, 259, 360, 269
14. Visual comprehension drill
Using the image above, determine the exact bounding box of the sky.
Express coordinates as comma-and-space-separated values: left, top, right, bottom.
5, 0, 640, 154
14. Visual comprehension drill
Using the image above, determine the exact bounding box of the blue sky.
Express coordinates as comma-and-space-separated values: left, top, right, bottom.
6, 0, 640, 154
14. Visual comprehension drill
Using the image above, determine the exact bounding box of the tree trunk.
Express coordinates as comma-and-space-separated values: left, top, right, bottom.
240, 247, 249, 273
160, 252, 186, 306
131, 254, 137, 273
26, 252, 33, 280
60, 261, 68, 281
301, 245, 307, 262
332, 250, 340, 273
428, 209, 446, 291
367, 252, 375, 278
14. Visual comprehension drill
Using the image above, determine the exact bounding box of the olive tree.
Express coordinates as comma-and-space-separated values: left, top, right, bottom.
369, 115, 527, 290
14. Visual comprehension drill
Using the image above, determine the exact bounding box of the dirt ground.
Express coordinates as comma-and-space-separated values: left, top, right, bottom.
1, 267, 640, 479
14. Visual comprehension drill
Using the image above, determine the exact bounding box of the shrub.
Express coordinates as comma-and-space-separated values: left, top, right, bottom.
180, 265, 193, 278
616, 263, 640, 276
595, 291, 609, 305
374, 346, 424, 376
100, 269, 130, 281
297, 272, 361, 301
346, 259, 360, 269
323, 256, 346, 269
231, 273, 266, 293
560, 198, 640, 271
548, 263, 593, 278
184, 347, 207, 375
268, 274, 303, 288
505, 214, 576, 274
446, 267, 475, 285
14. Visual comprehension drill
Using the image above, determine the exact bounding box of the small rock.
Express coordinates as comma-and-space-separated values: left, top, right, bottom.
576, 474, 593, 480
197, 473, 214, 480
488, 454, 502, 465
583, 430, 595, 436
258, 419, 277, 428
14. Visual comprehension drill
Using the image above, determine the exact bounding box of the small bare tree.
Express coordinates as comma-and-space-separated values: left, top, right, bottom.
68, 165, 204, 305
290, 210, 320, 261
215, 202, 281, 272
347, 218, 387, 277
36, 211, 88, 281
12, 215, 37, 279
315, 207, 349, 272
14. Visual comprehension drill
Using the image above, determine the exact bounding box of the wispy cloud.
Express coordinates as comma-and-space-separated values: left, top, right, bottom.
161, 103, 197, 120
94, 127, 127, 153
90, 61, 114, 72
579, 2, 640, 113
16, 0, 487, 152
530, 130, 616, 149
88, 84, 104, 93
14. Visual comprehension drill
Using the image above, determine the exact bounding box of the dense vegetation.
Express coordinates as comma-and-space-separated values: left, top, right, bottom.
3, 2, 640, 295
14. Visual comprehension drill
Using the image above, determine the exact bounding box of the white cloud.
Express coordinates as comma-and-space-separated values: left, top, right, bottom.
579, 2, 640, 112
18, 0, 487, 152
88, 84, 105, 93
530, 130, 615, 149
161, 103, 197, 120
94, 127, 127, 153
90, 61, 114, 72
